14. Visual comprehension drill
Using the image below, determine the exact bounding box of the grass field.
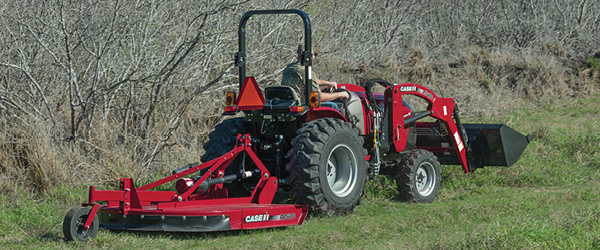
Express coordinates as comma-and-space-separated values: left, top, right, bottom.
1, 97, 599, 249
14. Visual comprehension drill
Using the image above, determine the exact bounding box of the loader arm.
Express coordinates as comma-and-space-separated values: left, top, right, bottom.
385, 83, 471, 172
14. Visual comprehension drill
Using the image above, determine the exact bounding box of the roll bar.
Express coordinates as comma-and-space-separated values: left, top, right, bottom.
236, 9, 313, 104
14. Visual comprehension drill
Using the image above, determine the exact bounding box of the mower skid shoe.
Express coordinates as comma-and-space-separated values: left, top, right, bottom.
97, 204, 308, 232
463, 124, 532, 170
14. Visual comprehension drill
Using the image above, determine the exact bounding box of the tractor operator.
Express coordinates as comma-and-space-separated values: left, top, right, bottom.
281, 45, 348, 110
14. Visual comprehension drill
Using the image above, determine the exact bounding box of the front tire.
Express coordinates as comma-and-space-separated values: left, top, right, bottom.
63, 206, 99, 242
396, 149, 441, 203
286, 118, 367, 216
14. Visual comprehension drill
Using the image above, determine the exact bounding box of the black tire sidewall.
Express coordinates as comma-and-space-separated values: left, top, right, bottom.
396, 149, 441, 203
409, 152, 441, 203
317, 127, 367, 209
64, 207, 99, 242
286, 118, 368, 215
201, 117, 248, 164
200, 117, 251, 197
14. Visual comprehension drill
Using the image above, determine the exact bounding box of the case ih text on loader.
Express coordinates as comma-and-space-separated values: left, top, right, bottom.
63, 9, 531, 242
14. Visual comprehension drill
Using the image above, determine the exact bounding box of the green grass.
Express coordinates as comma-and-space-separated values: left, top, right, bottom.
588, 57, 600, 69
2, 97, 600, 249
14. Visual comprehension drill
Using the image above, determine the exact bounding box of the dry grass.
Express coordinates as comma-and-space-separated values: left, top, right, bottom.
319, 45, 595, 117
1, 46, 597, 197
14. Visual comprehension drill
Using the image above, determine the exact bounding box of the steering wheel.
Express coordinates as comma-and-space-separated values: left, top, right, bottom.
321, 86, 334, 93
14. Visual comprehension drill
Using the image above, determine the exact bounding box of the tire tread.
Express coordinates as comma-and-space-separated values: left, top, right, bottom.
286, 118, 367, 215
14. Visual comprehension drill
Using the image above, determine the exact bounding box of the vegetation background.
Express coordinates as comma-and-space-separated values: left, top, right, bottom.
0, 0, 599, 248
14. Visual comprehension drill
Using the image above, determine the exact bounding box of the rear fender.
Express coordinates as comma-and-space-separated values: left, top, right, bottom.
305, 107, 348, 123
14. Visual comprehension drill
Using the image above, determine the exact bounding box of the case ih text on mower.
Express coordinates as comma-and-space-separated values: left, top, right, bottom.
63, 9, 531, 242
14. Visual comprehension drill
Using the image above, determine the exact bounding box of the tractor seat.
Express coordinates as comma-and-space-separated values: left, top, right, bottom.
264, 86, 302, 109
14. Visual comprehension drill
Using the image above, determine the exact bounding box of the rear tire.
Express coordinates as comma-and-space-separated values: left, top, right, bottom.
396, 149, 441, 203
286, 118, 367, 216
63, 206, 99, 242
201, 117, 250, 164
201, 117, 251, 197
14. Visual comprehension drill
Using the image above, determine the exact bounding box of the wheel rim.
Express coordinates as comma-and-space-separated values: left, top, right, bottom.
415, 161, 436, 197
326, 144, 358, 197
75, 216, 91, 239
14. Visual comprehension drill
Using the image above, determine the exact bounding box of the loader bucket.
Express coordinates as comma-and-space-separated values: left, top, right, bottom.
463, 124, 532, 171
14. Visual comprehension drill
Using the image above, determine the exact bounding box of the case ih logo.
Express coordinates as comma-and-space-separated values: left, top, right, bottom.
245, 212, 270, 223
244, 212, 297, 223
400, 86, 416, 92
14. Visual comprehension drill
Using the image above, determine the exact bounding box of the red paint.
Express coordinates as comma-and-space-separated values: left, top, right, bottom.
305, 107, 347, 123
338, 83, 365, 92
237, 77, 265, 110
81, 134, 307, 232
391, 83, 470, 172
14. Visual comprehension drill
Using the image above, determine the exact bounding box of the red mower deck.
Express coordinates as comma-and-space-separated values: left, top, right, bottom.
63, 134, 308, 242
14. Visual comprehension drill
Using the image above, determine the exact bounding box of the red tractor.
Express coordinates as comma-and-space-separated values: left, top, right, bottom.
63, 9, 530, 241
204, 9, 530, 213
